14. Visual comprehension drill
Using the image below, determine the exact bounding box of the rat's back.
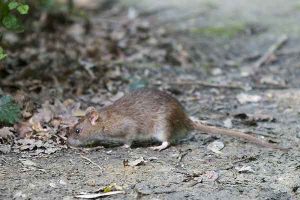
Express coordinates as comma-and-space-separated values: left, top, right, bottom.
107, 88, 184, 115
102, 88, 192, 141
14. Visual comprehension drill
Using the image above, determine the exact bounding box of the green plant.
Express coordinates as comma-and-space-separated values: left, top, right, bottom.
0, 95, 21, 125
0, 0, 30, 60
0, 47, 6, 59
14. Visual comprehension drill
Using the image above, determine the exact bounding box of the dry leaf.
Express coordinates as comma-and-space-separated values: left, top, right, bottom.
207, 141, 224, 154
20, 159, 37, 167
101, 183, 123, 193
203, 171, 219, 182
223, 118, 232, 128
235, 165, 255, 173
0, 127, 14, 142
14, 122, 32, 138
31, 101, 54, 124
236, 93, 262, 104
126, 157, 145, 167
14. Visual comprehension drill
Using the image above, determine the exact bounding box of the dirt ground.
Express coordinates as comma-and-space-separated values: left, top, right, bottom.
1, 0, 300, 199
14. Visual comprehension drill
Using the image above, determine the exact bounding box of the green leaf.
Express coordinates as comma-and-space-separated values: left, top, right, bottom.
17, 4, 29, 15
0, 47, 7, 60
2, 14, 21, 30
0, 95, 21, 125
8, 1, 19, 10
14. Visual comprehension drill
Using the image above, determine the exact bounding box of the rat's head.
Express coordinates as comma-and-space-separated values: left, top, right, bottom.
67, 107, 104, 147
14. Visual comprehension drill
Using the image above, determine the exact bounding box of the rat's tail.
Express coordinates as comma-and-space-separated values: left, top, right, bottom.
189, 117, 289, 151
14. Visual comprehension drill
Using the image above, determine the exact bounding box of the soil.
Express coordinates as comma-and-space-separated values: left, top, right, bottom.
1, 0, 300, 199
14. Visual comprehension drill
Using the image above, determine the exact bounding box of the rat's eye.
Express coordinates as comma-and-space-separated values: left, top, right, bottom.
75, 128, 81, 134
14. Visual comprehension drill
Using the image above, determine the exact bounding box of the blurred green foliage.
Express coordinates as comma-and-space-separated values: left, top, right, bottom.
0, 0, 30, 60
0, 0, 83, 60
0, 95, 21, 125
0, 47, 7, 59
0, 1, 29, 31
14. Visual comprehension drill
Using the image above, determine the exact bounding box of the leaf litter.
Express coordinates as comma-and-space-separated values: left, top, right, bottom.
6, 99, 84, 155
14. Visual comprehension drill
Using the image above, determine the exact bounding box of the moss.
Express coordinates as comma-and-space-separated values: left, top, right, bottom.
191, 22, 247, 38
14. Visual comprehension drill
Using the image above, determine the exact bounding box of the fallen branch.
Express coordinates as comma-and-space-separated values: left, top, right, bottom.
253, 35, 288, 69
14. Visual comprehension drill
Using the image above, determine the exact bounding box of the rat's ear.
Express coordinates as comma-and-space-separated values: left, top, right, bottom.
85, 107, 99, 125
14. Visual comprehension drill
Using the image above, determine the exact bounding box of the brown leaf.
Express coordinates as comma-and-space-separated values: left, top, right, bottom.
31, 101, 54, 125
0, 127, 14, 143
126, 157, 145, 167
14, 122, 32, 138
203, 170, 219, 182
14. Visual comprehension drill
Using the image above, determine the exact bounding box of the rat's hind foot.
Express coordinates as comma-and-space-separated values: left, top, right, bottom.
150, 141, 170, 151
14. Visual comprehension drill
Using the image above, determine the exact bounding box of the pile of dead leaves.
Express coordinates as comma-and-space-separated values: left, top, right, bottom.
0, 99, 84, 154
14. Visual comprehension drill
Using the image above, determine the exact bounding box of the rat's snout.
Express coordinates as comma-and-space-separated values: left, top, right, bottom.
67, 136, 82, 147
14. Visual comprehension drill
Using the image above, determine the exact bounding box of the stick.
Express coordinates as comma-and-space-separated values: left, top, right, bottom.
79, 60, 96, 80
167, 80, 245, 90
80, 155, 103, 172
75, 191, 125, 199
177, 149, 192, 163
0, 81, 22, 89
253, 35, 288, 69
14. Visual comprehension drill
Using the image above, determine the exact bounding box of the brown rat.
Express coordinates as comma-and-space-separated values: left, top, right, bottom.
67, 88, 288, 151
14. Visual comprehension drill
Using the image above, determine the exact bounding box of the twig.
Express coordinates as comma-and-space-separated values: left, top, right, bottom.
177, 149, 192, 163
167, 80, 245, 90
253, 35, 288, 69
75, 191, 125, 199
80, 155, 103, 172
84, 146, 105, 151
218, 155, 260, 170
153, 190, 177, 195
1, 157, 8, 164
231, 155, 259, 165
0, 81, 22, 89
79, 60, 96, 80
54, 134, 67, 141
252, 84, 288, 90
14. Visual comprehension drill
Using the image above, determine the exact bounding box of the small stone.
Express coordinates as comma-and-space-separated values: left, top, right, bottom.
212, 68, 222, 75
59, 179, 67, 185
235, 165, 255, 173
86, 179, 96, 187
223, 118, 233, 128
49, 183, 56, 188
207, 140, 225, 154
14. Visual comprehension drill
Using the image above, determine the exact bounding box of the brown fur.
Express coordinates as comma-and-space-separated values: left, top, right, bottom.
67, 88, 288, 151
